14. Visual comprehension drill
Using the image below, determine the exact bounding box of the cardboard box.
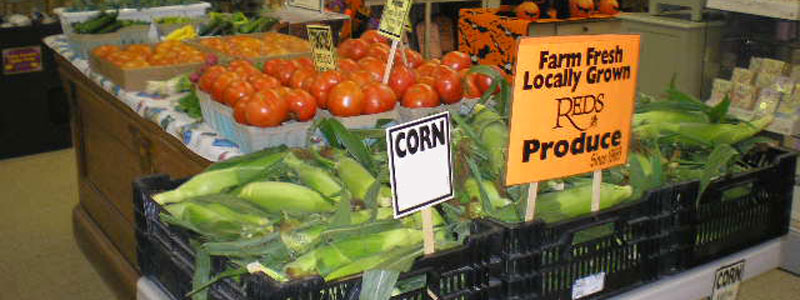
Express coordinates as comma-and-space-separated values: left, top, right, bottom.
88, 46, 204, 91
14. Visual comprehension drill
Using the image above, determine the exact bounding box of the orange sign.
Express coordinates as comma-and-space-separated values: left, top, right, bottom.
505, 35, 640, 186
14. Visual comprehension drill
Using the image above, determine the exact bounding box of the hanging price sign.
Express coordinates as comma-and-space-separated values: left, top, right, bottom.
378, 0, 412, 41
306, 25, 338, 71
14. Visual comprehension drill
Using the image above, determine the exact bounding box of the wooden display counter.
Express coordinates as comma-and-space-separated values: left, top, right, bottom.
55, 53, 211, 299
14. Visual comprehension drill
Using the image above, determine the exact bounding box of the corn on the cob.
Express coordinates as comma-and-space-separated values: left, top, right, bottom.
154, 151, 285, 204
463, 177, 512, 208
238, 182, 335, 213
536, 183, 633, 223
336, 157, 376, 201
284, 228, 423, 279
284, 153, 343, 202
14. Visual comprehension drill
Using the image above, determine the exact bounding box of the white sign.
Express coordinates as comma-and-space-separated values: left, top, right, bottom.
386, 112, 454, 218
572, 272, 605, 299
712, 260, 746, 300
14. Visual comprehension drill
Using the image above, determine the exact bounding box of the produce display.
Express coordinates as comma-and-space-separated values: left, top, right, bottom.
71, 10, 149, 34
92, 41, 205, 68
195, 32, 309, 58
198, 12, 280, 36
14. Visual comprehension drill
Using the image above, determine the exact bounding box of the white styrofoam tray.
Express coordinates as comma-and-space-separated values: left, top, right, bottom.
54, 2, 211, 34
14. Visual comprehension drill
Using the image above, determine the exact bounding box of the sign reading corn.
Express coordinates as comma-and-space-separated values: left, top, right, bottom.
505, 35, 640, 186
386, 112, 453, 218
378, 0, 412, 41
306, 25, 337, 72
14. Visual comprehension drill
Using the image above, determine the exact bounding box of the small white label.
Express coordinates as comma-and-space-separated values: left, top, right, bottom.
572, 272, 605, 300
386, 112, 453, 218
711, 260, 745, 300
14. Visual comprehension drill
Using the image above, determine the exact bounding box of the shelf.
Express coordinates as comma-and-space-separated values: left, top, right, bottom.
136, 236, 794, 300
618, 237, 785, 300
707, 0, 800, 21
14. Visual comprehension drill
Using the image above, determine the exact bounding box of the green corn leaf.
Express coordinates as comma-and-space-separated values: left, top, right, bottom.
465, 157, 498, 218
319, 118, 375, 172
699, 144, 740, 199
707, 95, 731, 123
359, 270, 401, 300
331, 188, 353, 227
205, 146, 287, 171
190, 246, 211, 300
736, 136, 776, 154
187, 266, 248, 298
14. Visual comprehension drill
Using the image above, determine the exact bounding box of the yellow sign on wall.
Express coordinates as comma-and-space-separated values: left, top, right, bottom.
505, 35, 640, 186
306, 25, 337, 72
378, 0, 412, 40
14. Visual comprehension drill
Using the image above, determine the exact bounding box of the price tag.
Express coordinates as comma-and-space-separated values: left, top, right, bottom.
386, 111, 454, 218
287, 0, 323, 11
378, 0, 413, 41
572, 272, 605, 299
711, 260, 745, 300
306, 25, 338, 72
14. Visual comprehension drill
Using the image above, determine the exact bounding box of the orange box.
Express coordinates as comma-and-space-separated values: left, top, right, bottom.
88, 44, 205, 91
505, 35, 640, 186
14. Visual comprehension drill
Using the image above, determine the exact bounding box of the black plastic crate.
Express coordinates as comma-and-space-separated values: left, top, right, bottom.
673, 147, 797, 270
134, 174, 504, 300
491, 182, 698, 300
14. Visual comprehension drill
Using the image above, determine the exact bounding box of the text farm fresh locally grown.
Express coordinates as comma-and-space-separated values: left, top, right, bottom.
506, 35, 640, 185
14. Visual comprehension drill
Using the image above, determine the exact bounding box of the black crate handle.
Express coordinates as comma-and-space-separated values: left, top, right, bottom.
558, 215, 621, 250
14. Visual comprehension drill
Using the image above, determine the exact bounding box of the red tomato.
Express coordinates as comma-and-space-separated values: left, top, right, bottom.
327, 81, 365, 117
475, 65, 504, 95
234, 94, 252, 124
211, 72, 240, 102
223, 80, 255, 107
276, 63, 298, 86
245, 90, 289, 127
417, 75, 436, 87
366, 43, 390, 61
198, 65, 227, 92
441, 51, 472, 71
285, 89, 317, 121
403, 49, 424, 68
463, 73, 482, 98
388, 65, 417, 98
361, 30, 389, 44
347, 70, 375, 87
402, 83, 439, 108
362, 82, 397, 114
434, 68, 463, 104
358, 57, 386, 82
290, 68, 315, 89
294, 57, 314, 70
274, 86, 292, 99
415, 62, 438, 77
338, 58, 360, 73
251, 75, 281, 91
337, 38, 369, 60
232, 64, 261, 78
301, 76, 315, 92
263, 59, 286, 77
432, 65, 457, 79
311, 70, 344, 108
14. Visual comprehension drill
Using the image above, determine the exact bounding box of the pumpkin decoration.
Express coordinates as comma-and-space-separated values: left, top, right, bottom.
569, 0, 595, 18
597, 0, 620, 15
516, 2, 541, 21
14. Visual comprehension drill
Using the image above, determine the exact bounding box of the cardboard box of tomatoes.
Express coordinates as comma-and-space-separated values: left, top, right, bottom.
88, 41, 207, 91
187, 32, 312, 65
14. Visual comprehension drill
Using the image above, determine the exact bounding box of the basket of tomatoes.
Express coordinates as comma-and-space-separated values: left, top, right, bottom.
194, 58, 322, 153
189, 32, 311, 64
335, 30, 499, 123
89, 41, 208, 91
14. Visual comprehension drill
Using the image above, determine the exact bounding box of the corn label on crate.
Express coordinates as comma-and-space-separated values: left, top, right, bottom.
489, 182, 699, 300
134, 174, 505, 300
672, 147, 797, 271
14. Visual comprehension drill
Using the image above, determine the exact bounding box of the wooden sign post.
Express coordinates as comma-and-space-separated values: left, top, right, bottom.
377, 0, 412, 85
505, 35, 641, 221
386, 112, 453, 255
